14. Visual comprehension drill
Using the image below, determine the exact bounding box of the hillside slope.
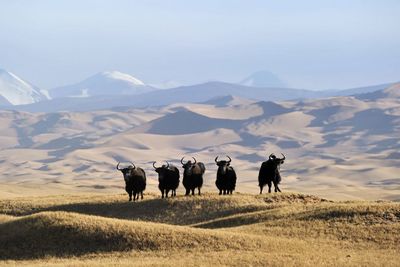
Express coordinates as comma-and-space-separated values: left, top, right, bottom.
0, 193, 399, 266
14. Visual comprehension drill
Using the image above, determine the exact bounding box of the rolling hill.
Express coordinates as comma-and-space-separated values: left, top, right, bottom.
0, 193, 399, 266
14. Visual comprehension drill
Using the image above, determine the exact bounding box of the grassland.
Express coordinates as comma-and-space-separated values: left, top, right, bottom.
0, 192, 399, 266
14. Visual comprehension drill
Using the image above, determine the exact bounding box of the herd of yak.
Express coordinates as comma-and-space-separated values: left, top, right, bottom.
116, 154, 286, 201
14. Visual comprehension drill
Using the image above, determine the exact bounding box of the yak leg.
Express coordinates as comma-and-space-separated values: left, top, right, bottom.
126, 187, 132, 201
260, 185, 264, 194
185, 189, 190, 196
165, 190, 169, 198
219, 189, 222, 195
267, 181, 272, 193
161, 190, 164, 199
273, 181, 277, 192
191, 189, 195, 196
274, 182, 281, 192
141, 191, 144, 199
198, 187, 201, 195
223, 190, 226, 195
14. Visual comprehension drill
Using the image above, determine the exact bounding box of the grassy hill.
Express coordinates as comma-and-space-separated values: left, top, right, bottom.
0, 193, 399, 266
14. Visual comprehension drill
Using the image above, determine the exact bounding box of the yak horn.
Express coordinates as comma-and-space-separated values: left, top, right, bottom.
116, 162, 122, 170
152, 161, 157, 169
215, 156, 219, 163
165, 161, 170, 168
192, 157, 197, 164
129, 162, 136, 169
181, 157, 186, 165
227, 155, 232, 163
281, 153, 286, 160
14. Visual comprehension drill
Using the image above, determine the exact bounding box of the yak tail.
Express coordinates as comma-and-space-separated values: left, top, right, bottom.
198, 162, 206, 173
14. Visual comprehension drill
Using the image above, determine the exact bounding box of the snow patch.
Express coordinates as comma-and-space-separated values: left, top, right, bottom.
0, 69, 48, 105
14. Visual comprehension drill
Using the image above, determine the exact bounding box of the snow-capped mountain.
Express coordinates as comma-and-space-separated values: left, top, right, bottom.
49, 71, 155, 98
239, 71, 287, 88
0, 69, 49, 105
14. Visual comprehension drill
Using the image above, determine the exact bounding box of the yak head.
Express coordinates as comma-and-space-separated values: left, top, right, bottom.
116, 162, 135, 182
268, 153, 286, 168
153, 161, 170, 181
181, 156, 197, 176
215, 155, 232, 175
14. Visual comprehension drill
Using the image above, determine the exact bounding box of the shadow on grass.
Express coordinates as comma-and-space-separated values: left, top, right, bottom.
1, 196, 269, 226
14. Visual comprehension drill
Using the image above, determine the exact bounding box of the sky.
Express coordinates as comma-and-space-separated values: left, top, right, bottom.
0, 0, 399, 90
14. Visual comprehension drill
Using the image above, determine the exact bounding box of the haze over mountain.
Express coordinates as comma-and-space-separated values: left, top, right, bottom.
49, 71, 154, 98
240, 71, 287, 88
0, 69, 49, 105
8, 80, 395, 112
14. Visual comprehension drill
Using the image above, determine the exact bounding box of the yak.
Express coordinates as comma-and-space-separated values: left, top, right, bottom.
153, 161, 180, 198
215, 155, 237, 195
181, 156, 206, 196
116, 162, 146, 201
258, 153, 285, 194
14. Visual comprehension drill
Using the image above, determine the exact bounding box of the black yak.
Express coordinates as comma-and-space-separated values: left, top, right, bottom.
181, 156, 206, 196
215, 155, 237, 195
258, 153, 285, 194
153, 161, 180, 198
116, 162, 146, 201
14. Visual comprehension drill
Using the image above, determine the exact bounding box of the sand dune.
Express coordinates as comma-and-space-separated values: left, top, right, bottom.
0, 84, 399, 200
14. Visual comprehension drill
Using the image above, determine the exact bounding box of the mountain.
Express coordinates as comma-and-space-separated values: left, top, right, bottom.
10, 81, 325, 112
49, 71, 155, 98
239, 71, 287, 88
0, 69, 49, 105
5, 79, 398, 113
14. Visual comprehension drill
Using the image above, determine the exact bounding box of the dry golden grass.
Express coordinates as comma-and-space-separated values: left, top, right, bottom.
0, 192, 399, 266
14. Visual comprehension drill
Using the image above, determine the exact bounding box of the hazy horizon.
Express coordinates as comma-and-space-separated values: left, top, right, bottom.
1, 0, 399, 90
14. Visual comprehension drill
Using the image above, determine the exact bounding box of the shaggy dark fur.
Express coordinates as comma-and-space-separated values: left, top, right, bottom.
181, 157, 205, 196
215, 156, 237, 195
153, 161, 180, 198
258, 153, 285, 194
116, 162, 146, 201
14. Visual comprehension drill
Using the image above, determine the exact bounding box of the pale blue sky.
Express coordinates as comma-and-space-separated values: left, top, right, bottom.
0, 0, 399, 89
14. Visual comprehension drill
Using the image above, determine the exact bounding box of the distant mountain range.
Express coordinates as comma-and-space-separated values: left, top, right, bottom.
0, 68, 397, 112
